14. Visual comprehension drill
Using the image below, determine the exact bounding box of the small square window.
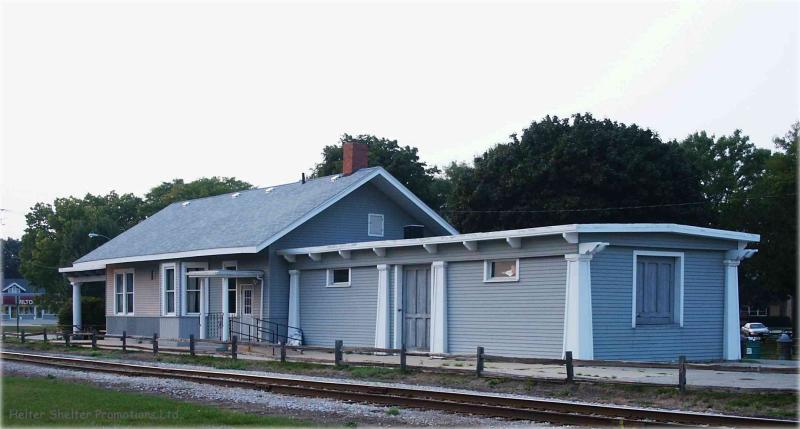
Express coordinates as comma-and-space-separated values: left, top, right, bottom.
327, 268, 351, 287
368, 213, 384, 237
484, 259, 519, 282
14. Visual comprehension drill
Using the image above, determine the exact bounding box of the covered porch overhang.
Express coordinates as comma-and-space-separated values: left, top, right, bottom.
58, 267, 107, 333
186, 269, 263, 280
187, 269, 264, 342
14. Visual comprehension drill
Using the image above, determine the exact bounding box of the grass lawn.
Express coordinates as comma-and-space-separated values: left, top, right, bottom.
2, 375, 306, 427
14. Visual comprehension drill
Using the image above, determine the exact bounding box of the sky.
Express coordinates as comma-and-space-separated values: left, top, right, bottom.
2, 0, 798, 239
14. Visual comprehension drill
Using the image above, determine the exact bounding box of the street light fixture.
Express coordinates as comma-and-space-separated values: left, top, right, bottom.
88, 232, 111, 240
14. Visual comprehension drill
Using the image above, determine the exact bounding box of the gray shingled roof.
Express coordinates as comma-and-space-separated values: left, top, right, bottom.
75, 168, 383, 263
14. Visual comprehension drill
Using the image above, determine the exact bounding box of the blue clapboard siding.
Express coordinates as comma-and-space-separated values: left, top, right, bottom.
299, 267, 378, 346
591, 246, 726, 361
268, 183, 420, 327
447, 257, 567, 357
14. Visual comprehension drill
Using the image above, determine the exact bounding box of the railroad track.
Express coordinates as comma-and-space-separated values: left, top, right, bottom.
2, 351, 796, 427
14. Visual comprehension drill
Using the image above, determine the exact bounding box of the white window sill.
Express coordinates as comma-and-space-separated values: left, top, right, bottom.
483, 277, 519, 283
326, 283, 351, 288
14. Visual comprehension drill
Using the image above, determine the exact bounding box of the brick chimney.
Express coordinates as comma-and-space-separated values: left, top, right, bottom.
342, 141, 368, 175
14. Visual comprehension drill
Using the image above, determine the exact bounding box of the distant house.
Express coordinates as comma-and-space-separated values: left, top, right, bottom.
59, 142, 760, 362
2, 278, 55, 320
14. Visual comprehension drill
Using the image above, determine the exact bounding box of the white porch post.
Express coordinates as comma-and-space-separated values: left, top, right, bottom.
393, 265, 403, 349
33, 305, 37, 320
563, 242, 608, 360
199, 278, 207, 340
71, 281, 81, 333
430, 261, 447, 354
287, 270, 301, 345
723, 248, 757, 360
221, 277, 230, 342
375, 265, 391, 349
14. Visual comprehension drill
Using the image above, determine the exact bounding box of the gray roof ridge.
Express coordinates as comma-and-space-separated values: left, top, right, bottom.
162, 167, 382, 207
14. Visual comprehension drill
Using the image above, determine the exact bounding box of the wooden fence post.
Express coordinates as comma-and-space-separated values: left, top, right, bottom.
20, 329, 26, 343
476, 346, 484, 377
2, 330, 6, 342
189, 334, 195, 357
565, 351, 574, 383
678, 355, 687, 393
400, 344, 407, 372
43, 328, 48, 343
231, 335, 238, 360
152, 333, 159, 356
121, 331, 127, 352
334, 340, 343, 366
280, 342, 287, 363
91, 332, 98, 350
64, 330, 71, 347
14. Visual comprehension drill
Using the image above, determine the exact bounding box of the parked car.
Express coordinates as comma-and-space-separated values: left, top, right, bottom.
741, 322, 770, 336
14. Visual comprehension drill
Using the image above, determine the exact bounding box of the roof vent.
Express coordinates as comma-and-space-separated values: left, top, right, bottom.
181, 201, 191, 207
264, 187, 273, 194
330, 174, 341, 182
232, 192, 240, 198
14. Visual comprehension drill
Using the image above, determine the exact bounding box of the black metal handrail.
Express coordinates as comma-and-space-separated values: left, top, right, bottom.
228, 316, 303, 344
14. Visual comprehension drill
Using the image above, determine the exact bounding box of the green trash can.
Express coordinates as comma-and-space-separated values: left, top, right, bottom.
744, 338, 762, 359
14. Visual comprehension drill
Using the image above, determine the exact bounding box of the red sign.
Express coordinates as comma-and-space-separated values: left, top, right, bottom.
2, 294, 39, 306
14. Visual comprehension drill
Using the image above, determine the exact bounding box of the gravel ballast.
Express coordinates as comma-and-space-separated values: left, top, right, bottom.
3, 360, 548, 427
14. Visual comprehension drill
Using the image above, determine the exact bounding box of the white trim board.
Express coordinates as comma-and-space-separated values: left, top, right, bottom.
277, 223, 759, 258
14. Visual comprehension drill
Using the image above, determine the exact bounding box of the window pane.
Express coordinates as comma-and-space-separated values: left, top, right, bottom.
125, 273, 134, 293
115, 274, 123, 293
116, 293, 123, 314
228, 289, 236, 313
165, 269, 174, 292
332, 269, 349, 284
490, 260, 516, 278
244, 290, 252, 315
126, 292, 133, 314
187, 291, 199, 313
166, 291, 175, 314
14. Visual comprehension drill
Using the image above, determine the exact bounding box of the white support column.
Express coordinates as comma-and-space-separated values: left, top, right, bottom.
199, 278, 207, 340
375, 265, 391, 349
33, 306, 37, 320
221, 277, 230, 342
723, 249, 757, 360
563, 242, 608, 360
393, 265, 403, 349
430, 261, 448, 354
287, 270, 301, 345
71, 281, 81, 333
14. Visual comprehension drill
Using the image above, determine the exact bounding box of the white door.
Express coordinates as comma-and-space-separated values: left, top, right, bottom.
238, 284, 256, 340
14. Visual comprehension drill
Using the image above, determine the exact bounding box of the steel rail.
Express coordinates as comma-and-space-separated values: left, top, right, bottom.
2, 351, 795, 427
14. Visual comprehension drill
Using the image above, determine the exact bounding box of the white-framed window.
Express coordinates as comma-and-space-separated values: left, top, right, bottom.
368, 213, 385, 237
483, 259, 519, 283
223, 261, 237, 314
327, 268, 351, 287
183, 262, 207, 315
161, 263, 177, 316
242, 288, 253, 315
632, 251, 684, 328
114, 269, 135, 315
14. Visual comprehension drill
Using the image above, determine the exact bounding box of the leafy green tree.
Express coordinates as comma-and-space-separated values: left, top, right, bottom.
445, 114, 710, 232
2, 237, 22, 278
19, 192, 143, 304
311, 134, 443, 209
678, 130, 771, 228
140, 177, 253, 218
738, 122, 798, 307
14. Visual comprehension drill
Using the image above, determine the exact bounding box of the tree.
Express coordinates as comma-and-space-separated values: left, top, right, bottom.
140, 177, 254, 218
445, 114, 710, 232
19, 192, 143, 304
678, 130, 771, 228
2, 237, 22, 278
738, 122, 798, 306
311, 134, 443, 209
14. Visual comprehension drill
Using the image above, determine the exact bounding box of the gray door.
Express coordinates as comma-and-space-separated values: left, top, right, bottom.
403, 265, 431, 350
